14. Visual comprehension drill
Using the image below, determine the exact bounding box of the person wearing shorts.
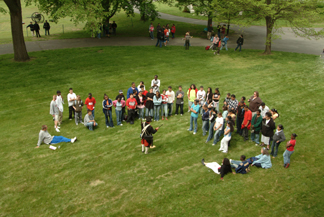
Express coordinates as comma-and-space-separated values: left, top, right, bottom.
261, 112, 276, 150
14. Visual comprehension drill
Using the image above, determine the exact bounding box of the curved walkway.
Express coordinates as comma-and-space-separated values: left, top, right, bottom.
0, 11, 322, 55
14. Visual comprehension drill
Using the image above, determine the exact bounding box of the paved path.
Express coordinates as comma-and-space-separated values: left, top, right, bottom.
0, 11, 323, 55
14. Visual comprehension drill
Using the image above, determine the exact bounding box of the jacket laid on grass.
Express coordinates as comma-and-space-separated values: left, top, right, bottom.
252, 154, 272, 169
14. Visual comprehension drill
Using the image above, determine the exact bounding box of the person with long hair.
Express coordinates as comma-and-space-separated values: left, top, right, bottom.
135, 91, 145, 120
212, 112, 223, 146
161, 89, 169, 120
270, 108, 279, 122
201, 158, 235, 180
219, 120, 234, 153
187, 84, 197, 112
205, 87, 213, 103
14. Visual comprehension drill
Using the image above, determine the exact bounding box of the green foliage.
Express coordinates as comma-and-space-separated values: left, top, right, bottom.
0, 46, 323, 216
0, 6, 6, 14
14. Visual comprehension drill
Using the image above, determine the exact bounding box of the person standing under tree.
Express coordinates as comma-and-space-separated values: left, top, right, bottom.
43, 20, 50, 36
112, 21, 117, 35
149, 24, 154, 40
141, 116, 160, 154
235, 35, 244, 52
26, 22, 35, 36
220, 35, 229, 51
67, 88, 77, 121
184, 32, 193, 50
207, 24, 214, 40
34, 21, 41, 38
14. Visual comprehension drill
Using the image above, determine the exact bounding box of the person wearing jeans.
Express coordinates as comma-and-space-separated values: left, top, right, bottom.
235, 35, 244, 52
220, 35, 229, 51
113, 97, 125, 126
153, 92, 162, 121
136, 91, 145, 120
161, 89, 169, 120
175, 86, 184, 115
201, 105, 209, 136
85, 93, 96, 119
283, 133, 297, 168
271, 125, 286, 158
188, 100, 200, 134
206, 108, 217, 143
251, 109, 262, 145
35, 125, 76, 148
73, 95, 83, 125
102, 94, 114, 128
84, 110, 98, 131
166, 86, 175, 116
149, 24, 154, 40
212, 113, 223, 146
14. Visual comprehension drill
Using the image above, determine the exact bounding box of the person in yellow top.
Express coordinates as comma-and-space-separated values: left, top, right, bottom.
187, 84, 198, 112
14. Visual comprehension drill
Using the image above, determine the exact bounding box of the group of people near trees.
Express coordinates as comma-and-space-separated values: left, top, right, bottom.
26, 20, 51, 37
154, 23, 176, 47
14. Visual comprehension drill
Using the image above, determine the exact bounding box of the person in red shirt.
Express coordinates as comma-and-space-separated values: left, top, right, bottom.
85, 93, 96, 118
241, 105, 252, 141
283, 133, 297, 168
126, 94, 137, 124
171, 24, 176, 39
163, 27, 169, 46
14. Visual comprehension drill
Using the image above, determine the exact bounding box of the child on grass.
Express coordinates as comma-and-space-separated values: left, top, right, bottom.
283, 133, 297, 168
201, 158, 235, 180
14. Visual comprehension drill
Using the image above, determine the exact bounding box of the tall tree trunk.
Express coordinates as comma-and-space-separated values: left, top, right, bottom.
207, 14, 212, 29
4, 0, 30, 61
264, 16, 273, 55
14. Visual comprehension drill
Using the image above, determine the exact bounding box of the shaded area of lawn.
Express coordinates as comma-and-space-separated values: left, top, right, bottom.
0, 47, 323, 216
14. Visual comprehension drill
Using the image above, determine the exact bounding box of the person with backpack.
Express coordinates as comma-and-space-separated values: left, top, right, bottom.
220, 35, 229, 51
155, 29, 164, 48
171, 24, 176, 39
26, 22, 35, 36
235, 35, 244, 52
43, 20, 50, 36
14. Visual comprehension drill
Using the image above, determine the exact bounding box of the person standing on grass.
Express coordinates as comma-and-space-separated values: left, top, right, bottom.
270, 124, 286, 158
201, 105, 209, 136
219, 121, 234, 153
251, 109, 262, 146
175, 86, 184, 116
283, 133, 297, 168
35, 125, 76, 148
166, 86, 175, 117
205, 87, 213, 103
102, 94, 114, 128
212, 88, 221, 112
34, 21, 41, 38
259, 102, 270, 119
197, 86, 206, 115
153, 91, 162, 121
116, 90, 126, 121
136, 91, 146, 120
127, 82, 138, 99
270, 108, 280, 122
26, 22, 35, 36
112, 21, 117, 35
214, 38, 221, 55
43, 20, 50, 36
261, 112, 276, 150
206, 108, 217, 143
220, 35, 229, 51
67, 88, 77, 121
151, 75, 160, 94
149, 24, 154, 40
223, 93, 231, 106
50, 95, 60, 132
145, 88, 154, 118
84, 110, 98, 131
212, 112, 223, 146
187, 84, 198, 113
73, 95, 84, 126
235, 35, 244, 52
56, 90, 64, 126
126, 93, 137, 124
207, 24, 214, 40
248, 91, 263, 117
241, 105, 252, 141
188, 99, 200, 135
112, 97, 125, 126
171, 24, 176, 39
137, 81, 145, 91
212, 35, 220, 51
228, 94, 239, 112
85, 93, 96, 119
236, 101, 245, 135
141, 116, 160, 154
251, 148, 272, 169
161, 89, 169, 120
155, 29, 163, 48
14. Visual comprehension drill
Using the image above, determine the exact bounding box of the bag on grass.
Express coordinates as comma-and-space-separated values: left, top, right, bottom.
205, 46, 210, 50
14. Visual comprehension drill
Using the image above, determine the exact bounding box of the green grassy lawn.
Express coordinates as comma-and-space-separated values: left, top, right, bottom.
0, 2, 208, 45
0, 47, 323, 216
154, 1, 324, 28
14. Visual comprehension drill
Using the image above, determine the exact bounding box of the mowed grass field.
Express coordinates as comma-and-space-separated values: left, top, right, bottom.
0, 46, 323, 216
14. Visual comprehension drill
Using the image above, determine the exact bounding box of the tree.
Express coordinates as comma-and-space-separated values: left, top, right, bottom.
2, 0, 30, 61
215, 0, 324, 54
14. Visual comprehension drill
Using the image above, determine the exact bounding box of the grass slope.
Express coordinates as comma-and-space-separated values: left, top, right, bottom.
0, 47, 323, 216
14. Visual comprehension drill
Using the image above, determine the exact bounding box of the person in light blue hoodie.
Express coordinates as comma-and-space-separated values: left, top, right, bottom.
220, 35, 229, 51
251, 148, 272, 169
153, 91, 162, 121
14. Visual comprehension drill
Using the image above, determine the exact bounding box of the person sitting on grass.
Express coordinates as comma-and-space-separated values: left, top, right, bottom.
230, 155, 250, 174
84, 110, 98, 131
261, 112, 276, 150
283, 133, 297, 168
251, 148, 272, 169
35, 125, 76, 148
201, 158, 235, 180
271, 124, 286, 158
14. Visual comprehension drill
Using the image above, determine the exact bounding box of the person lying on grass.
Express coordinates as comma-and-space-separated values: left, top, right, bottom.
35, 125, 76, 148
201, 158, 235, 180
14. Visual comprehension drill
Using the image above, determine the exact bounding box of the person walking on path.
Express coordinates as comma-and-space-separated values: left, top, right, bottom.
112, 21, 117, 35
235, 35, 244, 52
35, 125, 76, 148
171, 24, 176, 39
156, 29, 164, 48
34, 21, 41, 38
184, 32, 193, 50
43, 20, 50, 36
207, 24, 214, 40
149, 24, 154, 40
67, 88, 77, 120
220, 35, 229, 51
26, 22, 35, 36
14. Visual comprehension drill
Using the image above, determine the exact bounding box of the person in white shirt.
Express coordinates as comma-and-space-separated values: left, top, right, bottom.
137, 81, 145, 91
166, 86, 175, 116
259, 102, 269, 119
55, 90, 64, 126
197, 86, 206, 115
50, 95, 60, 132
151, 75, 160, 94
212, 113, 223, 146
67, 88, 77, 120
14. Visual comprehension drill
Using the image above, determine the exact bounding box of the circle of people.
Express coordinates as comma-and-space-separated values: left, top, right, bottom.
37, 75, 297, 178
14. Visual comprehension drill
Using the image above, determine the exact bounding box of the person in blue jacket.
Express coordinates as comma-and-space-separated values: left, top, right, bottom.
102, 94, 114, 128
251, 148, 272, 169
220, 35, 229, 51
127, 82, 139, 99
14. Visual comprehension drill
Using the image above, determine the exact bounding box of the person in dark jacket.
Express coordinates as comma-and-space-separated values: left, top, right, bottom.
43, 20, 50, 36
235, 35, 244, 51
145, 88, 155, 117
102, 94, 114, 128
236, 101, 245, 135
201, 105, 209, 136
26, 22, 35, 36
112, 21, 117, 35
248, 91, 263, 117
34, 21, 41, 38
202, 158, 235, 180
155, 29, 164, 48
261, 112, 276, 150
207, 24, 214, 40
141, 116, 160, 154
271, 124, 286, 158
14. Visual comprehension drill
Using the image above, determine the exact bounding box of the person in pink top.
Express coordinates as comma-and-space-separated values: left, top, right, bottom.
283, 133, 297, 168
136, 91, 146, 120
161, 89, 169, 120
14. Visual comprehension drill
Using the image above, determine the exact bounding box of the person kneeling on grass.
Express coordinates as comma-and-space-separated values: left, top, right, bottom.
84, 110, 98, 131
141, 116, 160, 154
283, 133, 297, 168
201, 158, 235, 180
250, 148, 272, 169
35, 125, 76, 148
